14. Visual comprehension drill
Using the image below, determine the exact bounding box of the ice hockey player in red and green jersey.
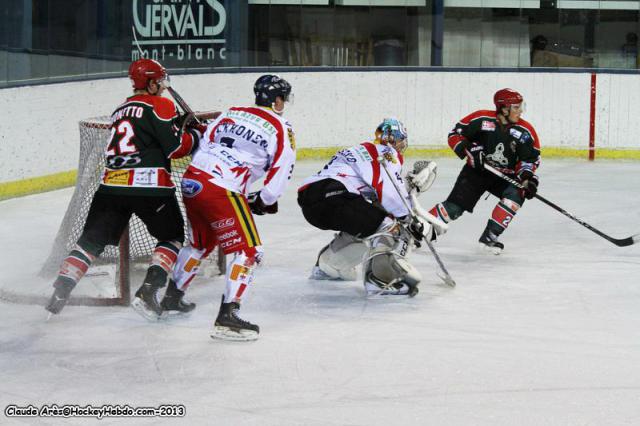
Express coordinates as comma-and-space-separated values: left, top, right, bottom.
429, 88, 541, 254
46, 58, 200, 317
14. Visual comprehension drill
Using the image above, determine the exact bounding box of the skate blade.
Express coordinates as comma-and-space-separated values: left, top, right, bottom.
478, 243, 502, 255
131, 297, 161, 321
159, 310, 193, 320
210, 326, 259, 342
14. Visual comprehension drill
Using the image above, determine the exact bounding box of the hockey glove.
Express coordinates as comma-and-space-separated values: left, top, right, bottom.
248, 191, 278, 215
408, 217, 425, 247
518, 170, 539, 200
177, 112, 196, 131
406, 161, 437, 194
464, 143, 485, 171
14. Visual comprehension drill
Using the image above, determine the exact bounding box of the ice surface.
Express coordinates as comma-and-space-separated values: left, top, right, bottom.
1, 159, 640, 425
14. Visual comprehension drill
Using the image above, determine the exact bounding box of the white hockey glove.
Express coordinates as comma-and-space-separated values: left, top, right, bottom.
406, 160, 437, 194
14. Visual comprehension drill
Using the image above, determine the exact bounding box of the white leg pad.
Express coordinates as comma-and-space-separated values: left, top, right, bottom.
315, 232, 368, 281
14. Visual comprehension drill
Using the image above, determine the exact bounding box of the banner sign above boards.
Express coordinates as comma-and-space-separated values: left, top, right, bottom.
131, 0, 245, 68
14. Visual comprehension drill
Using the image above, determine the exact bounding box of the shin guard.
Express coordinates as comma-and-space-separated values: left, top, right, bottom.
57, 245, 96, 285
224, 247, 263, 305
489, 198, 521, 232
173, 245, 209, 291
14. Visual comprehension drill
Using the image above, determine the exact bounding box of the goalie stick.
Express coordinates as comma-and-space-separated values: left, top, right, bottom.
378, 156, 456, 287
484, 163, 640, 247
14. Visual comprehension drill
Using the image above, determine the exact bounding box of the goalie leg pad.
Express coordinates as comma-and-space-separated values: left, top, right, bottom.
363, 222, 421, 296
314, 232, 368, 281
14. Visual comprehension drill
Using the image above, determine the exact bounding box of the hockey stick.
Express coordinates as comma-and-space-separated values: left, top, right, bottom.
484, 163, 640, 247
131, 27, 201, 124
378, 156, 456, 287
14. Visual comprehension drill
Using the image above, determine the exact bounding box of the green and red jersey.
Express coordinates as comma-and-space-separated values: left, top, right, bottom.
98, 94, 199, 197
448, 110, 541, 176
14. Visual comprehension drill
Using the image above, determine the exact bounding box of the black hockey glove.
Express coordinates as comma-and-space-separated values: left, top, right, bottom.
176, 112, 196, 131
248, 191, 278, 215
464, 143, 485, 171
518, 170, 539, 200
408, 217, 425, 247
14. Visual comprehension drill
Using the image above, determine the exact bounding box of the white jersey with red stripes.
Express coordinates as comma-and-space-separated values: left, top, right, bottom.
300, 142, 411, 218
189, 106, 296, 205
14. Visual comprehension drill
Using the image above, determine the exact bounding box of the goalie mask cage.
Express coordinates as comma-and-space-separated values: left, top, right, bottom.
28, 116, 225, 307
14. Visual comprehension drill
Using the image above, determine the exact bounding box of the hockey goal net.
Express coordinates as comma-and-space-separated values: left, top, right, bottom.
30, 116, 224, 306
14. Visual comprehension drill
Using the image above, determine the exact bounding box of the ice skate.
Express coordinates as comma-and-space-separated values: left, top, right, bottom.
45, 277, 76, 315
479, 228, 504, 255
131, 266, 166, 321
364, 272, 418, 297
131, 283, 163, 321
160, 279, 195, 317
211, 296, 259, 341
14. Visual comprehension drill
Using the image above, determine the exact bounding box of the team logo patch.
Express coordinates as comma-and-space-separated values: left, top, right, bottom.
481, 120, 496, 131
212, 218, 235, 229
103, 170, 131, 186
184, 258, 201, 273
230, 264, 250, 280
181, 178, 202, 197
383, 152, 397, 164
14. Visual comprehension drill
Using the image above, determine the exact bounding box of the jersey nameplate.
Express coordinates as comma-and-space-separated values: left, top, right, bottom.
354, 145, 372, 162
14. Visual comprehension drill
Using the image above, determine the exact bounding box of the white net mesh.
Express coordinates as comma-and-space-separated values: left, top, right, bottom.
37, 116, 222, 305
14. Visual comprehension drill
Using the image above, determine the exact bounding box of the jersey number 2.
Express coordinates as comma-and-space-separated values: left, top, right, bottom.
106, 121, 137, 155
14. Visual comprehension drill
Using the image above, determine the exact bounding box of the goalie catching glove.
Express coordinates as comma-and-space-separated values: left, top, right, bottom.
518, 170, 539, 199
248, 191, 278, 215
406, 160, 437, 194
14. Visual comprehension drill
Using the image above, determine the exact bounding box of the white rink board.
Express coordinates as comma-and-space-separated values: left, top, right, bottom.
1, 70, 637, 183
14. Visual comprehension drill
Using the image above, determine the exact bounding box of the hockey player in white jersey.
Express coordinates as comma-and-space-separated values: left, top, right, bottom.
297, 118, 437, 296
162, 74, 296, 340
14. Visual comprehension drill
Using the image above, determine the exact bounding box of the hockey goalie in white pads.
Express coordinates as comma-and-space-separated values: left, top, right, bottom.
298, 118, 438, 296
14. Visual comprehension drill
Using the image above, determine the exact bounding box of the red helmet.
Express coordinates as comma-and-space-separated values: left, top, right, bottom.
128, 59, 167, 89
493, 88, 523, 110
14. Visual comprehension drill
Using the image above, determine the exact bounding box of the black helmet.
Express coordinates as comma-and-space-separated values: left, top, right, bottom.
254, 74, 292, 107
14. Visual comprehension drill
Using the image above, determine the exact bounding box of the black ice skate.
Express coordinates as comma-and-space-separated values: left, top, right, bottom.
160, 279, 195, 317
211, 295, 259, 341
479, 228, 504, 255
45, 277, 76, 315
131, 265, 166, 321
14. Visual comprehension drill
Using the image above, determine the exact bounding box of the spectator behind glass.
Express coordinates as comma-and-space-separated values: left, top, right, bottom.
530, 35, 548, 66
